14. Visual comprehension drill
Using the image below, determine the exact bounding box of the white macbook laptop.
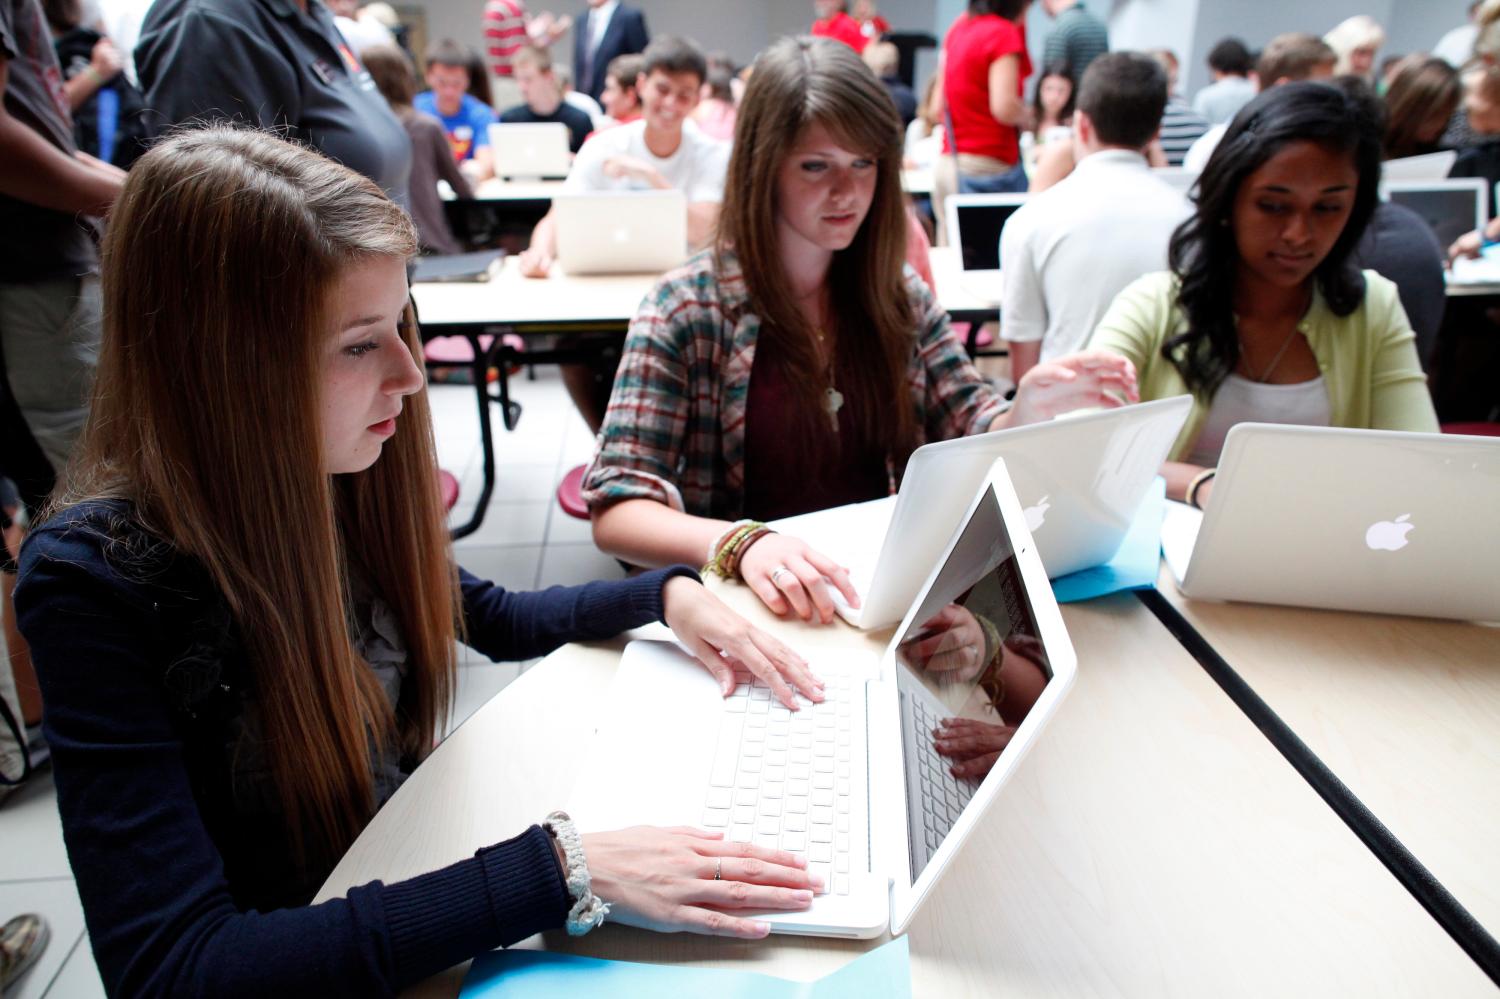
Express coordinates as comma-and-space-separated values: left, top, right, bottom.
551, 190, 687, 275
1161, 424, 1500, 621
803, 396, 1191, 630
1381, 178, 1488, 252
1380, 150, 1458, 183
943, 193, 1027, 302
567, 458, 1077, 937
488, 122, 572, 180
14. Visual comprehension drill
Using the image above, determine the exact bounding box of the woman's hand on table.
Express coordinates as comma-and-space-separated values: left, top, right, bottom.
932, 717, 1016, 780
737, 533, 861, 626
1006, 350, 1139, 427
662, 576, 824, 709
583, 826, 821, 938
518, 247, 553, 278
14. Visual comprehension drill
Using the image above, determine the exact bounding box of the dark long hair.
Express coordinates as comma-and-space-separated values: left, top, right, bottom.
1165, 81, 1383, 396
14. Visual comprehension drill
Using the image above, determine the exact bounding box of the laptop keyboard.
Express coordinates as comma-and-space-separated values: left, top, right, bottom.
700, 669, 856, 896
907, 692, 977, 868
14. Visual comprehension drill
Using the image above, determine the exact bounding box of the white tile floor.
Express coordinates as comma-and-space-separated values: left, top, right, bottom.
0, 370, 616, 997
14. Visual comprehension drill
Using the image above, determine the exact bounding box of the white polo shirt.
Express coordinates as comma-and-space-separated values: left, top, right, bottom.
565, 118, 730, 203
1000, 149, 1192, 361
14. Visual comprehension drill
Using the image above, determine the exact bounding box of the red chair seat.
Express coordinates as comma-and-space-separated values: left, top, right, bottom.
437, 470, 461, 512
1441, 422, 1500, 437
556, 464, 590, 520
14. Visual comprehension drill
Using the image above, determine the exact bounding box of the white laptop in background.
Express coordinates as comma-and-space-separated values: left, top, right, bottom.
551, 190, 687, 275
794, 396, 1192, 630
488, 122, 571, 180
568, 458, 1078, 938
943, 193, 1027, 301
1160, 424, 1500, 622
1380, 150, 1458, 183
1381, 178, 1488, 252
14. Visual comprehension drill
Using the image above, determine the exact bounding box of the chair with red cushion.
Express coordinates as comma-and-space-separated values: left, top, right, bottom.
437, 470, 461, 513
1441, 422, 1500, 437
555, 463, 590, 521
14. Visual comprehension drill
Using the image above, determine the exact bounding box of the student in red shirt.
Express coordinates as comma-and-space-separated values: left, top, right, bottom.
932, 0, 1033, 241
810, 0, 869, 53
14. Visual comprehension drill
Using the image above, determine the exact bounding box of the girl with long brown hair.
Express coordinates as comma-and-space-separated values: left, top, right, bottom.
1382, 55, 1460, 160
584, 36, 1135, 625
15, 127, 826, 996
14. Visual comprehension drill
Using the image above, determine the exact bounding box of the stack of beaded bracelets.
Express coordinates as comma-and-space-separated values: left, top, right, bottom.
542, 810, 610, 936
703, 519, 773, 580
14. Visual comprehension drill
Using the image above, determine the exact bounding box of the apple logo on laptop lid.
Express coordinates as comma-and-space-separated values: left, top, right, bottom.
1365, 514, 1414, 552
1024, 495, 1049, 533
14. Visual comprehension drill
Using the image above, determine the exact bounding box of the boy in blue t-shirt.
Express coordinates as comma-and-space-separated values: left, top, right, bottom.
414, 39, 496, 181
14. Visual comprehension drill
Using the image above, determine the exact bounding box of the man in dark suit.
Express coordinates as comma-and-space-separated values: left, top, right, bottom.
573, 0, 649, 102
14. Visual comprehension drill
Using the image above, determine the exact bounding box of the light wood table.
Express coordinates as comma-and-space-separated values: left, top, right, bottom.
318, 581, 1494, 997
1156, 569, 1500, 940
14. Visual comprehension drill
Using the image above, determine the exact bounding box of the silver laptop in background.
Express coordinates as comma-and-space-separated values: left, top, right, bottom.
792, 396, 1192, 630
488, 122, 571, 180
567, 458, 1078, 938
1381, 178, 1488, 251
943, 193, 1027, 302
1380, 150, 1459, 183
1161, 424, 1500, 622
551, 190, 687, 275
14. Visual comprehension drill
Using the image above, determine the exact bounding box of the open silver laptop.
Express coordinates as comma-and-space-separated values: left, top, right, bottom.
488, 122, 572, 180
567, 458, 1077, 938
797, 396, 1191, 630
943, 193, 1027, 302
1161, 424, 1500, 621
551, 190, 687, 275
1381, 178, 1488, 252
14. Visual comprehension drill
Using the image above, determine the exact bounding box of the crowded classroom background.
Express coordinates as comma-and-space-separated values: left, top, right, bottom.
2, 0, 1498, 994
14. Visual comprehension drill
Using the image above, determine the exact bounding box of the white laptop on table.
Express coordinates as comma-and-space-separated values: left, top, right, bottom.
551, 190, 687, 275
1161, 424, 1500, 622
1381, 178, 1488, 252
488, 122, 571, 180
943, 193, 1027, 302
568, 458, 1077, 938
1380, 150, 1458, 183
798, 396, 1191, 630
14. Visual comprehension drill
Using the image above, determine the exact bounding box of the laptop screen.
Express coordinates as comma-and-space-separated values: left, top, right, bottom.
1386, 187, 1482, 250
956, 202, 1025, 272
893, 484, 1054, 884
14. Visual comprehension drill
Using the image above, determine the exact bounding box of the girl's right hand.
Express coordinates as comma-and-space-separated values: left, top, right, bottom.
737, 533, 862, 624
582, 827, 821, 937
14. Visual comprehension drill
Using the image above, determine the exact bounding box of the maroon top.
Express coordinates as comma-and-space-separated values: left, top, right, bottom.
741, 338, 889, 521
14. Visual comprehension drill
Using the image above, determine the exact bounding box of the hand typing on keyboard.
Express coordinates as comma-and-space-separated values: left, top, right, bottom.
661, 576, 825, 708
581, 826, 823, 938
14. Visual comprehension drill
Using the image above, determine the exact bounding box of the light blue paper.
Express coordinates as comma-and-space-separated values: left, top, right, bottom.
1050, 476, 1166, 604
459, 935, 911, 999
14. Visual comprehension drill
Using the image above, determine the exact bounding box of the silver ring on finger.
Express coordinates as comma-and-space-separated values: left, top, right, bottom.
714, 858, 723, 881
769, 565, 793, 588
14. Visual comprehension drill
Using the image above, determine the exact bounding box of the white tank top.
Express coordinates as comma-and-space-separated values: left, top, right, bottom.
1186, 374, 1332, 468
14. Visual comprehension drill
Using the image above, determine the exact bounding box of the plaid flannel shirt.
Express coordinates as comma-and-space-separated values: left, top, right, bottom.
581, 249, 1009, 520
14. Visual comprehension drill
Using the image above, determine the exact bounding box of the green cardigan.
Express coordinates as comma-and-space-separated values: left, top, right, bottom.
1089, 269, 1439, 461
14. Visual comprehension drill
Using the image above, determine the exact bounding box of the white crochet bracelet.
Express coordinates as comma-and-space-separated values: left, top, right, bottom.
543, 810, 610, 936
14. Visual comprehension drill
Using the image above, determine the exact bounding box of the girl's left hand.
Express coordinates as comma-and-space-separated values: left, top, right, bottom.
662, 576, 825, 710
1008, 350, 1139, 427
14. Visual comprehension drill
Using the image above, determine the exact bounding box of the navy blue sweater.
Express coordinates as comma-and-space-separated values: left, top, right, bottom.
15, 500, 695, 997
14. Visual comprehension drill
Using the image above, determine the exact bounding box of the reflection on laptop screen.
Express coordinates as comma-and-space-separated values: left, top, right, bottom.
894, 486, 1054, 883
1387, 188, 1481, 250
957, 203, 1025, 272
